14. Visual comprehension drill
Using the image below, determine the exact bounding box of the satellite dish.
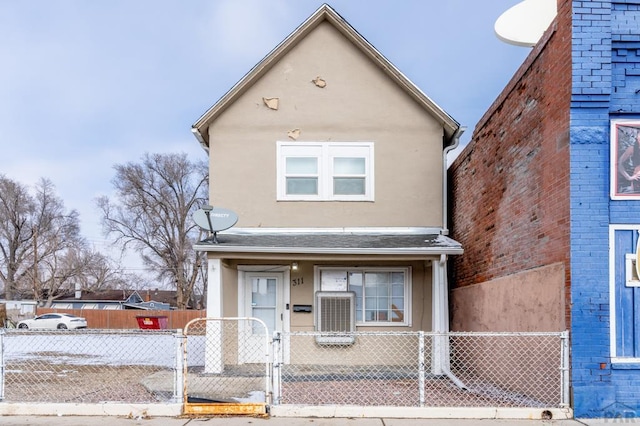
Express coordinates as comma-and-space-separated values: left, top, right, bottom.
193, 206, 238, 243
494, 0, 557, 47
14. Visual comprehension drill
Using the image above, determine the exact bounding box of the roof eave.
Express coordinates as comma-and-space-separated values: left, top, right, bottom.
194, 244, 463, 256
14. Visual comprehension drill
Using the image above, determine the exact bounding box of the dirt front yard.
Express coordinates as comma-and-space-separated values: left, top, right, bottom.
4, 360, 170, 403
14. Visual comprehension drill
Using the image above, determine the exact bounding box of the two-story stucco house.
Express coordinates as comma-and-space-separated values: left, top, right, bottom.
192, 4, 462, 359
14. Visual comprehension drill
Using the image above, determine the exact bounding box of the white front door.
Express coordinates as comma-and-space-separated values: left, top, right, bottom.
239, 271, 287, 363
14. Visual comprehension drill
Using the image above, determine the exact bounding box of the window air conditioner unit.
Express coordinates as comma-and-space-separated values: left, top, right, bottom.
315, 291, 356, 345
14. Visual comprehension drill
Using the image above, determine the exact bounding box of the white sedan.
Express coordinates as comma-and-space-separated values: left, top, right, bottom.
17, 313, 88, 330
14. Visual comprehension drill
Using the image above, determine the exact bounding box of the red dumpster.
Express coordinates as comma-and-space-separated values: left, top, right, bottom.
136, 315, 168, 330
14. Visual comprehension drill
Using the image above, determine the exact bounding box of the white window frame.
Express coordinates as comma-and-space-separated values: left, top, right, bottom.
313, 266, 412, 327
277, 141, 374, 201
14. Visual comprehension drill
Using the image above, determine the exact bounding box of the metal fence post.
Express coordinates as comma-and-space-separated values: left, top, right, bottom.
418, 331, 425, 407
173, 329, 185, 403
0, 329, 5, 401
272, 331, 281, 405
263, 321, 271, 406
560, 330, 570, 407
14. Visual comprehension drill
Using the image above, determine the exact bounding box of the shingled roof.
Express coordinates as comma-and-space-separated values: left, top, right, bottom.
195, 229, 462, 257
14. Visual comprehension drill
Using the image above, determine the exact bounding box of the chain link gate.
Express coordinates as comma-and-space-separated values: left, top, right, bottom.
182, 317, 271, 416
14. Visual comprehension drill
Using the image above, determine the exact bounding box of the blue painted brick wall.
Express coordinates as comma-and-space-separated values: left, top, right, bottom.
571, 0, 640, 418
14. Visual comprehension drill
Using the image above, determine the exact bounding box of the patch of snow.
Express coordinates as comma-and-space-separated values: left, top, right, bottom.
232, 390, 265, 403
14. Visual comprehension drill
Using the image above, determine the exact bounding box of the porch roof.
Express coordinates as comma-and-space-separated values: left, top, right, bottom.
194, 228, 463, 256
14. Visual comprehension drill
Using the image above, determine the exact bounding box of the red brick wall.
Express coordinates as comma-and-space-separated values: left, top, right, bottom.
449, 0, 572, 326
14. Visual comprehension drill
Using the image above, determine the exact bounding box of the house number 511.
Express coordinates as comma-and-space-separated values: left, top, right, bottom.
292, 277, 304, 286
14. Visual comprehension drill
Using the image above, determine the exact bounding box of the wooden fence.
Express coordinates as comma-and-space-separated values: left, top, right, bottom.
37, 307, 206, 330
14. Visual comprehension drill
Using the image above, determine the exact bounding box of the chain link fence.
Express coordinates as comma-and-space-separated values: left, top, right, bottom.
273, 331, 569, 408
0, 326, 568, 411
0, 329, 182, 403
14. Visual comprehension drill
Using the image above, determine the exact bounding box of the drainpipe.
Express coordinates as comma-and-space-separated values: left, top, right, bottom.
442, 126, 466, 235
434, 253, 467, 390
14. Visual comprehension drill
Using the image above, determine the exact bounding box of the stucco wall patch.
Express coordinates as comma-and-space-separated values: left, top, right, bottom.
312, 76, 327, 88
287, 128, 301, 140
263, 97, 280, 110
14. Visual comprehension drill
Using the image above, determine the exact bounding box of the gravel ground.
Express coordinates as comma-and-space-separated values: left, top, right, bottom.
280, 377, 545, 407
4, 360, 551, 407
4, 361, 169, 403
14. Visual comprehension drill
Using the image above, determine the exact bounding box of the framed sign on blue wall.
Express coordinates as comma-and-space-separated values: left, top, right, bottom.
611, 119, 640, 199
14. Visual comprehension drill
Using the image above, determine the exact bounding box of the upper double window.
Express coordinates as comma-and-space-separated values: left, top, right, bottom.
277, 142, 374, 201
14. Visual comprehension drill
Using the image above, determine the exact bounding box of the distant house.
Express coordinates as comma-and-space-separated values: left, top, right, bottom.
0, 299, 37, 315
50, 289, 174, 311
0, 298, 38, 324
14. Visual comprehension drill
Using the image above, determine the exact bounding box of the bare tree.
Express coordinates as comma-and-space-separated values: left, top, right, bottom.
0, 176, 35, 299
96, 153, 208, 309
37, 243, 85, 307
31, 179, 84, 303
0, 176, 84, 301
36, 246, 137, 307
73, 249, 135, 293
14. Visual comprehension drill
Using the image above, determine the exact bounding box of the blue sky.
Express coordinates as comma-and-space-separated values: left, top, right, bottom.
0, 0, 530, 264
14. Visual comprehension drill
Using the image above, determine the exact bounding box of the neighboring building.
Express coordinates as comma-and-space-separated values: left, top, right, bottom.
1, 299, 37, 324
449, 0, 640, 418
50, 289, 174, 310
192, 4, 462, 362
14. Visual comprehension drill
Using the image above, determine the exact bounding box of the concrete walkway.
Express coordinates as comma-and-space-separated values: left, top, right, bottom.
0, 417, 621, 426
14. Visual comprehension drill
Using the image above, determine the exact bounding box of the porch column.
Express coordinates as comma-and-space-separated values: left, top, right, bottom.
431, 255, 450, 375
205, 257, 223, 373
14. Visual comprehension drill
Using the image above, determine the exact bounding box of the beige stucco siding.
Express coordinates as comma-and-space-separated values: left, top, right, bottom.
207, 21, 444, 228
221, 264, 238, 317
450, 263, 566, 332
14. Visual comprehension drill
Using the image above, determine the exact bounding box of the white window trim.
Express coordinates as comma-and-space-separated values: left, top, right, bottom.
609, 224, 640, 362
611, 357, 640, 364
277, 141, 374, 201
313, 265, 412, 327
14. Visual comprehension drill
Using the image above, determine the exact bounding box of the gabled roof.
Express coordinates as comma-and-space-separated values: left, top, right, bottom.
51, 289, 179, 307
53, 290, 137, 303
192, 3, 459, 149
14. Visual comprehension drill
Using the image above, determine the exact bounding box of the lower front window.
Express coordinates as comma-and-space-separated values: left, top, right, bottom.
317, 266, 411, 326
